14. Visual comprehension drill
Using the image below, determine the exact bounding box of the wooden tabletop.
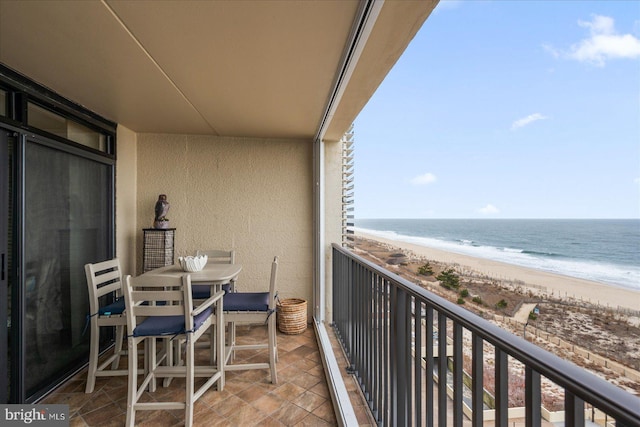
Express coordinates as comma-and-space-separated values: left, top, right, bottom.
139, 263, 242, 285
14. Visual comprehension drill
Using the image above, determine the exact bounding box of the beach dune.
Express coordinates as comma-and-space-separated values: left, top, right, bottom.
356, 230, 640, 312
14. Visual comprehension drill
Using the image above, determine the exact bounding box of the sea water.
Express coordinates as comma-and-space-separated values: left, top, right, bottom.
355, 219, 640, 292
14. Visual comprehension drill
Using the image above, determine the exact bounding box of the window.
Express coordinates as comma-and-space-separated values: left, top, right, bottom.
0, 90, 6, 116
28, 102, 108, 152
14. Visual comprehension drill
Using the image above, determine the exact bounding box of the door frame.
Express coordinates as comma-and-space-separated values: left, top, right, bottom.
0, 127, 9, 403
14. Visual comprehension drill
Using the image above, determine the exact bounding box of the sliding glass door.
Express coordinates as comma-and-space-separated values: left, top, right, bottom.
0, 130, 114, 402
22, 138, 112, 399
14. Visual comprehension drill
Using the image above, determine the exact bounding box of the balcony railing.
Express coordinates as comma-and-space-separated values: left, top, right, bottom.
331, 243, 640, 427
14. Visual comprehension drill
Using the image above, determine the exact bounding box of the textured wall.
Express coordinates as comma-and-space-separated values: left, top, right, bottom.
323, 140, 344, 322
136, 134, 314, 312
115, 125, 137, 277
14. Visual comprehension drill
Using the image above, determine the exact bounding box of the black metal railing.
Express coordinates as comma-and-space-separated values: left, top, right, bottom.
332, 243, 640, 427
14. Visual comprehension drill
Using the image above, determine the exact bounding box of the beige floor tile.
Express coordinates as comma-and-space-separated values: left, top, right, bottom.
39, 325, 376, 426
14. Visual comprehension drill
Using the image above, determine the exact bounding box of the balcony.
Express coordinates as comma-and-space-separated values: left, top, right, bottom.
1, 0, 440, 406
40, 243, 640, 426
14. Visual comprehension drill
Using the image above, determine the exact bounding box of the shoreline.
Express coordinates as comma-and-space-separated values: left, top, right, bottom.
356, 230, 640, 312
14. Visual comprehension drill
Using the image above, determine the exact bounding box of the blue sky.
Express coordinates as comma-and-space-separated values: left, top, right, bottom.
353, 0, 640, 219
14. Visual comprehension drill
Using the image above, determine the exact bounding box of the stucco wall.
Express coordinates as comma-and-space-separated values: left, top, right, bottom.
115, 125, 137, 277
324, 140, 344, 322
135, 134, 314, 315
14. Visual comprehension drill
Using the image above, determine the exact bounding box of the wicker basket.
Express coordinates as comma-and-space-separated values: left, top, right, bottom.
277, 298, 307, 335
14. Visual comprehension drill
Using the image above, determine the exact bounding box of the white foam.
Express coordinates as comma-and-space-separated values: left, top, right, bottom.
355, 227, 640, 291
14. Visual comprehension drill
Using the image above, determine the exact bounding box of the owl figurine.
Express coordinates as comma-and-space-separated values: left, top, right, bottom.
154, 194, 170, 228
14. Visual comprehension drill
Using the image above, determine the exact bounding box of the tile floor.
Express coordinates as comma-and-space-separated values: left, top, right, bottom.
41, 324, 376, 426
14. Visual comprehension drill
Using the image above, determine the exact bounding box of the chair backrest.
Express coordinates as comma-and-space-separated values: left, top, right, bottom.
196, 249, 235, 264
123, 274, 195, 334
85, 259, 123, 315
268, 256, 278, 311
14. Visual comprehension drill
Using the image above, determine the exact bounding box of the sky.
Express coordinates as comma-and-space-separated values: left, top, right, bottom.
353, 0, 640, 219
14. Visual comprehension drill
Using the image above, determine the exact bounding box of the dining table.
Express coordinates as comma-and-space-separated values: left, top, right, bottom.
134, 261, 243, 384
140, 262, 242, 289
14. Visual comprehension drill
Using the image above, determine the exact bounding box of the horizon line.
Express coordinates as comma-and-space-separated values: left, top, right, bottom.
354, 217, 640, 220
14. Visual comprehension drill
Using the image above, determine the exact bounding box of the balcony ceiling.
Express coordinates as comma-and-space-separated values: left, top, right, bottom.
0, 1, 435, 142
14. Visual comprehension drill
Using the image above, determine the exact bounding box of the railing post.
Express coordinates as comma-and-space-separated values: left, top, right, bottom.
471, 333, 483, 427
525, 367, 541, 427
382, 278, 390, 426
437, 312, 447, 427
414, 298, 422, 427
453, 323, 463, 427
348, 255, 355, 371
425, 306, 434, 427
391, 286, 410, 426
495, 348, 508, 427
565, 390, 585, 427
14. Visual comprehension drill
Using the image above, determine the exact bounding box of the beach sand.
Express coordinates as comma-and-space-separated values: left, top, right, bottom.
356, 230, 640, 312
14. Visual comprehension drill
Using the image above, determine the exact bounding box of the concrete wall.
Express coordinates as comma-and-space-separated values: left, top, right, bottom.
324, 139, 345, 322
135, 133, 314, 316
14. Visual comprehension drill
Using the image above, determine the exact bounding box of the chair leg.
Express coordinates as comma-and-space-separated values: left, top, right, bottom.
143, 339, 149, 390
229, 321, 236, 362
216, 306, 225, 391
85, 320, 100, 393
162, 337, 174, 388
125, 337, 137, 427
185, 337, 195, 427
272, 320, 279, 363
148, 338, 157, 392
111, 324, 125, 369
209, 325, 215, 366
268, 316, 278, 384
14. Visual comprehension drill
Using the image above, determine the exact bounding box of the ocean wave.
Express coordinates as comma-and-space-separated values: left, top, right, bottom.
502, 247, 523, 253
522, 249, 564, 258
355, 227, 640, 292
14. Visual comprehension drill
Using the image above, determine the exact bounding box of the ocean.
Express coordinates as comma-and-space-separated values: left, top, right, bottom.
354, 219, 640, 292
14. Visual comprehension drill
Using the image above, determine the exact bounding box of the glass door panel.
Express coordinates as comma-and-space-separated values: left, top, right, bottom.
0, 128, 13, 403
23, 140, 110, 398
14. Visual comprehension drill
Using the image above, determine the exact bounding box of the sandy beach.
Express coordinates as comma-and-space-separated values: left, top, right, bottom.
356, 230, 640, 312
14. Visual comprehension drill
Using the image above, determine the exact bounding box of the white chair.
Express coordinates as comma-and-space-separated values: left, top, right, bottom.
193, 249, 236, 358
84, 258, 128, 393
195, 249, 236, 296
196, 249, 235, 264
223, 256, 278, 384
123, 272, 225, 427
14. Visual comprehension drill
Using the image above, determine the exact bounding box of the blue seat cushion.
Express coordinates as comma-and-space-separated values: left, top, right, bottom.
98, 298, 166, 316
99, 297, 125, 315
224, 292, 269, 311
192, 284, 231, 299
132, 307, 212, 337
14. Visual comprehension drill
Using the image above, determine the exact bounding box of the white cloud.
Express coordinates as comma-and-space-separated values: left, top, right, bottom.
478, 204, 500, 215
551, 15, 640, 66
511, 113, 548, 130
635, 177, 640, 185
410, 173, 437, 185
542, 44, 561, 59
